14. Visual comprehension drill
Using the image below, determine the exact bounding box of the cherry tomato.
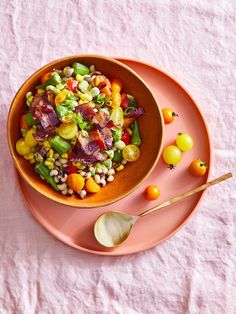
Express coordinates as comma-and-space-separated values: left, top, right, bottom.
16, 139, 31, 156
111, 79, 123, 93
55, 91, 69, 106
93, 75, 109, 88
122, 144, 140, 162
144, 185, 160, 200
58, 122, 78, 139
67, 79, 78, 92
121, 93, 129, 110
67, 173, 85, 193
100, 85, 112, 97
163, 145, 182, 167
111, 91, 122, 108
121, 130, 131, 145
40, 72, 52, 84
20, 114, 29, 130
189, 159, 208, 176
64, 165, 78, 174
162, 108, 178, 124
85, 177, 101, 193
25, 128, 37, 147
176, 133, 193, 152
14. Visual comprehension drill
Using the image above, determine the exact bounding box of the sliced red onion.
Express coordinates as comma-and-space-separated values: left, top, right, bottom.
125, 107, 144, 118
34, 126, 56, 141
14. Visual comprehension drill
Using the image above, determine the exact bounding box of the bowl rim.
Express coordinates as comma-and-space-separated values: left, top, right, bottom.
7, 54, 164, 208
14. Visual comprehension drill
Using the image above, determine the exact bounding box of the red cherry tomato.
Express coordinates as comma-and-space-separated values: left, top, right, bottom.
40, 72, 52, 84
67, 79, 78, 92
121, 130, 131, 145
144, 185, 160, 200
20, 114, 29, 130
121, 93, 129, 110
162, 108, 178, 124
64, 165, 78, 174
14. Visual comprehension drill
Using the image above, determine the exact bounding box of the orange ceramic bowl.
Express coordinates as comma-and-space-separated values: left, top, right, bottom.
8, 55, 164, 208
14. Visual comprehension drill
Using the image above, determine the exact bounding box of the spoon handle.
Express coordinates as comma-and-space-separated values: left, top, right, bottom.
138, 172, 232, 218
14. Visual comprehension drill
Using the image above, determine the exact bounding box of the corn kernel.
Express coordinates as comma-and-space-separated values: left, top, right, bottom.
79, 93, 88, 101
43, 141, 51, 148
47, 157, 55, 162
48, 149, 54, 158
127, 128, 133, 135
71, 137, 77, 145
37, 88, 45, 94
44, 160, 54, 169
116, 165, 124, 171
78, 99, 87, 104
73, 162, 82, 168
30, 158, 36, 164
72, 162, 86, 170
75, 74, 84, 82
27, 153, 35, 160
61, 153, 68, 159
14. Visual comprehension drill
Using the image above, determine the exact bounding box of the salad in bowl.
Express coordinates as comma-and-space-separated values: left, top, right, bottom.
16, 62, 144, 199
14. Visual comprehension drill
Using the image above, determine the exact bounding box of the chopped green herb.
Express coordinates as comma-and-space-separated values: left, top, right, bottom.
112, 128, 122, 142
73, 113, 87, 129
127, 94, 137, 107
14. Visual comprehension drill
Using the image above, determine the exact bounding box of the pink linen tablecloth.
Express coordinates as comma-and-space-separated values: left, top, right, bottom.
0, 1, 235, 313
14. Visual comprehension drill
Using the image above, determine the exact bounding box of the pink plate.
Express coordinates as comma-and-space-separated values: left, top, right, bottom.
17, 58, 212, 256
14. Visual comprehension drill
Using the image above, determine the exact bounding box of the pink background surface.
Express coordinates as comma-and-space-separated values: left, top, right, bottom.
0, 1, 235, 313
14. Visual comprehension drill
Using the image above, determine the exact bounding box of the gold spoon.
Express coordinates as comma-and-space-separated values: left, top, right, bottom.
94, 172, 232, 248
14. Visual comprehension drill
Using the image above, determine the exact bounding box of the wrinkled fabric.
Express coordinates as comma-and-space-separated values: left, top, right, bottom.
0, 0, 235, 313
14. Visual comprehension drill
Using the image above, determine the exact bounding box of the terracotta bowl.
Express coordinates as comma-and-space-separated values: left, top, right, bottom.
8, 55, 164, 208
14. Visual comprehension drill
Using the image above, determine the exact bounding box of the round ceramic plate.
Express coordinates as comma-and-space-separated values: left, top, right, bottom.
17, 58, 211, 256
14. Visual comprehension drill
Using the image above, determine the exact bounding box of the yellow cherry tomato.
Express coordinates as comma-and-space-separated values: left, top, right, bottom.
110, 107, 124, 128
67, 173, 85, 193
24, 128, 37, 147
176, 133, 193, 152
93, 75, 109, 87
163, 145, 182, 165
85, 177, 101, 193
111, 92, 121, 108
111, 79, 123, 93
16, 138, 31, 156
58, 122, 78, 139
61, 113, 76, 124
144, 185, 160, 200
55, 91, 69, 106
122, 144, 140, 162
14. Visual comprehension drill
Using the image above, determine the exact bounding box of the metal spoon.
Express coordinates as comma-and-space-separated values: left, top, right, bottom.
94, 172, 232, 248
